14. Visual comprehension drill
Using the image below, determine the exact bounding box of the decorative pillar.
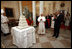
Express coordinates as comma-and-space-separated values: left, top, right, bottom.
55, 1, 61, 11
50, 2, 53, 14
32, 1, 36, 26
19, 1, 22, 16
40, 1, 44, 15
53, 2, 56, 12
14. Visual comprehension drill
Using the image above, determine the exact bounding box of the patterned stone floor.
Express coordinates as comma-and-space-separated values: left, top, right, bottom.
1, 27, 71, 48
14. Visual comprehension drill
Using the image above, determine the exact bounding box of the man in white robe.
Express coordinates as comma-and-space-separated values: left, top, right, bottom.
38, 14, 46, 34
1, 9, 9, 35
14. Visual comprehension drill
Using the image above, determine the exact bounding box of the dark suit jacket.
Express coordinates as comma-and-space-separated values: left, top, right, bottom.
54, 13, 64, 27
36, 16, 39, 25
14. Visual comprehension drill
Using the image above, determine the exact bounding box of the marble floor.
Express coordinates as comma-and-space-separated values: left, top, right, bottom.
1, 27, 71, 48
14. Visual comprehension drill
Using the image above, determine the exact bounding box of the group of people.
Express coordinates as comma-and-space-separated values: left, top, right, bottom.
37, 10, 71, 38
1, 9, 71, 38
36, 13, 56, 29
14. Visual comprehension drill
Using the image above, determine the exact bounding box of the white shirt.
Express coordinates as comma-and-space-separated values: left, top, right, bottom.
57, 14, 60, 17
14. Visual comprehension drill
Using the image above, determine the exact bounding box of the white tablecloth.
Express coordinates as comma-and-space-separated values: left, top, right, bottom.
11, 26, 36, 48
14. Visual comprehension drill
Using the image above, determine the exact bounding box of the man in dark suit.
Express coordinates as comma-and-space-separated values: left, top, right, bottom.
45, 15, 49, 28
49, 14, 52, 27
52, 10, 64, 38
36, 14, 39, 26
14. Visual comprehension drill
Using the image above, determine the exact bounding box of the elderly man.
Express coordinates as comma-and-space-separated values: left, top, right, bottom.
1, 9, 9, 36
38, 14, 46, 34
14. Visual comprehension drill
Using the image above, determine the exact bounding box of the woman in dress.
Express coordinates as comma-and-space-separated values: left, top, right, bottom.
64, 12, 70, 30
51, 14, 56, 29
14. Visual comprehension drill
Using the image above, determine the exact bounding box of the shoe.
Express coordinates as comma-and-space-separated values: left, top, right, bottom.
52, 35, 55, 37
55, 36, 58, 38
7, 33, 10, 35
4, 34, 7, 36
4, 33, 10, 36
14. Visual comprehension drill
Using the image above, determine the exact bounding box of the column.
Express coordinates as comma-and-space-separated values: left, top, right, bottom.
53, 2, 56, 12
18, 1, 22, 27
40, 1, 44, 15
19, 1, 22, 16
55, 1, 61, 11
50, 2, 53, 14
32, 1, 36, 26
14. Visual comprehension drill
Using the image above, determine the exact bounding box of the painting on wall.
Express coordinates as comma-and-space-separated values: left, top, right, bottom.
5, 8, 14, 17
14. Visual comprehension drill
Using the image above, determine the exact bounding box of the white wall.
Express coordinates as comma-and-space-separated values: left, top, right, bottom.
1, 1, 71, 18
36, 1, 71, 16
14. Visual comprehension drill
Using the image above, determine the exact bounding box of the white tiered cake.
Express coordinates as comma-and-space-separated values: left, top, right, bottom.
17, 15, 29, 29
